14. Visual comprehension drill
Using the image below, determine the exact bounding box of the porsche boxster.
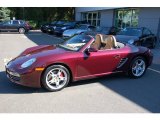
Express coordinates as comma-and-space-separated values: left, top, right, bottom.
5, 34, 153, 91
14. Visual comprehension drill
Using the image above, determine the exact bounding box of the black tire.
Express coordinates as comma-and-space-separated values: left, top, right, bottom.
42, 65, 70, 92
128, 57, 146, 78
151, 38, 157, 49
41, 29, 46, 33
19, 28, 25, 34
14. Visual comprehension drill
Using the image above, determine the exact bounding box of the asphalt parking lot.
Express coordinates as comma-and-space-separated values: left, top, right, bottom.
0, 31, 160, 113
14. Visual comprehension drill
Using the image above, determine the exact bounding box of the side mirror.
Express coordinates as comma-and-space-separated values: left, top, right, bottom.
85, 47, 98, 54
88, 47, 98, 52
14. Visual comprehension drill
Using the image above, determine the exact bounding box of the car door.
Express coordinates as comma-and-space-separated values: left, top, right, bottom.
141, 28, 154, 47
75, 49, 122, 80
10, 20, 20, 31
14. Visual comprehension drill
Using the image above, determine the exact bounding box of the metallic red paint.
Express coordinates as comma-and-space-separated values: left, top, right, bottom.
5, 35, 153, 88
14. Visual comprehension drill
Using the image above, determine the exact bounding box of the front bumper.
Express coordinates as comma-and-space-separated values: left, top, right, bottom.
6, 67, 43, 88
47, 28, 54, 33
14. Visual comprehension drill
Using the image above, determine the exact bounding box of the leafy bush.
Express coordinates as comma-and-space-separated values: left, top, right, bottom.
27, 20, 49, 29
27, 20, 37, 29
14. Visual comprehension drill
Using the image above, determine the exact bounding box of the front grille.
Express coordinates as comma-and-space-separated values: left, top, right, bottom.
6, 70, 20, 81
117, 58, 128, 68
8, 74, 20, 81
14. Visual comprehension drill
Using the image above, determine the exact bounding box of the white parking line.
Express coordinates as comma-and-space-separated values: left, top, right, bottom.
21, 36, 28, 39
148, 68, 160, 74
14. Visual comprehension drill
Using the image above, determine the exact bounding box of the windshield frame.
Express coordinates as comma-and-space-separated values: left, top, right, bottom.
58, 35, 93, 52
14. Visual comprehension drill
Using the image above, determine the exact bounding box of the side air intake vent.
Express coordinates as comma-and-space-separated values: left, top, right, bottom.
117, 58, 128, 68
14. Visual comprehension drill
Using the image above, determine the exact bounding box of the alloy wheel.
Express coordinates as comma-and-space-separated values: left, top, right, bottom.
45, 68, 68, 90
132, 59, 146, 77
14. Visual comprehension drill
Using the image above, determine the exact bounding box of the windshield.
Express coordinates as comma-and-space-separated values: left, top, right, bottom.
59, 35, 91, 51
77, 25, 88, 30
64, 22, 76, 26
117, 28, 142, 36
56, 21, 66, 25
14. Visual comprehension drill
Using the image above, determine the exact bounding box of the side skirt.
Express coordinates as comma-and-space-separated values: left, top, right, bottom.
74, 71, 123, 81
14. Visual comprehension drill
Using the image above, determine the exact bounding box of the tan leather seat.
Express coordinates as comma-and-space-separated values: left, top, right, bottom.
101, 35, 117, 50
90, 34, 103, 50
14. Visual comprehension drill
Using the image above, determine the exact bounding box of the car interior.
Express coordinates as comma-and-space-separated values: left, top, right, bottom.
90, 34, 125, 50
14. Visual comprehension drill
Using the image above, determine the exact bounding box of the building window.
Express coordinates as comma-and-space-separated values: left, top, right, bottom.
114, 8, 139, 29
81, 12, 101, 26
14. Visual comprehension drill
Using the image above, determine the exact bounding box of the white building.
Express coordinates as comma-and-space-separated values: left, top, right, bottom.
75, 7, 160, 38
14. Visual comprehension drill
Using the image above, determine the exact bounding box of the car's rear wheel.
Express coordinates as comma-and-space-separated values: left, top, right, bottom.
19, 28, 25, 34
128, 57, 146, 78
42, 65, 70, 92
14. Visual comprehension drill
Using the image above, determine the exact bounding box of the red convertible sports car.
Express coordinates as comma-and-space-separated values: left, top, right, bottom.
5, 34, 153, 91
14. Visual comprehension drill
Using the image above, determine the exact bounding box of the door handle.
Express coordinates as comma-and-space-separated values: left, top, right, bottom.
114, 54, 120, 59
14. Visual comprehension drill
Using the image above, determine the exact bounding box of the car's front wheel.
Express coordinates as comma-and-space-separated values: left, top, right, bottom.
19, 28, 25, 34
128, 57, 146, 78
42, 65, 70, 92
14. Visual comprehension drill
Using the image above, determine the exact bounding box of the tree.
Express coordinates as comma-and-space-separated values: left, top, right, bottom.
0, 7, 11, 21
9, 7, 75, 22
3, 7, 75, 28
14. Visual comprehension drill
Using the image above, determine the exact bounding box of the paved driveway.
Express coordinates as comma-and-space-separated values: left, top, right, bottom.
0, 31, 160, 113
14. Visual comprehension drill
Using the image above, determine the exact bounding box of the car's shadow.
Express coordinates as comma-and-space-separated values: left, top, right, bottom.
24, 31, 64, 45
1, 65, 160, 112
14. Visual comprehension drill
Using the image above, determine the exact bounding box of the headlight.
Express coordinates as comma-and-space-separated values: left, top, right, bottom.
62, 27, 66, 30
21, 58, 36, 68
128, 39, 134, 44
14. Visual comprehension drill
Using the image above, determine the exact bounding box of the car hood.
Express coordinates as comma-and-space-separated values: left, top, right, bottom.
56, 25, 71, 29
115, 35, 139, 43
64, 29, 85, 35
8, 45, 69, 67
